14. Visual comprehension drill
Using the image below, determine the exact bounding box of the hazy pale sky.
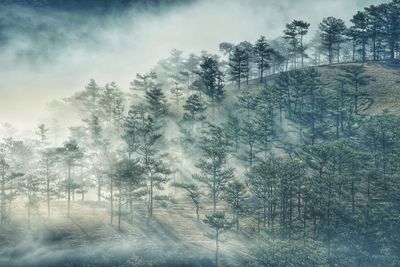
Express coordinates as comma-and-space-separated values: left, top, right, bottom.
0, 0, 389, 130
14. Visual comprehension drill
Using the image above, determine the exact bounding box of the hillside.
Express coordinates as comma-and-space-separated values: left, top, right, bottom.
2, 0, 400, 265
1, 62, 400, 267
223, 62, 400, 115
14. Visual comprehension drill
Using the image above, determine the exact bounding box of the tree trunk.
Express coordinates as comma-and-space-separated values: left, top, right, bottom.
1, 164, 5, 225
215, 229, 219, 267
196, 204, 200, 222
28, 194, 31, 229
67, 164, 71, 217
97, 176, 101, 202
260, 59, 264, 83
118, 186, 121, 230
236, 209, 240, 232
110, 176, 113, 224
46, 159, 50, 217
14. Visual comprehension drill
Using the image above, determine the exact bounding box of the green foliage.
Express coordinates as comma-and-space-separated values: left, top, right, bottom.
254, 36, 272, 82
183, 93, 206, 121
229, 45, 249, 89
319, 17, 347, 64
196, 56, 225, 113
145, 87, 168, 121
252, 238, 328, 267
193, 124, 234, 212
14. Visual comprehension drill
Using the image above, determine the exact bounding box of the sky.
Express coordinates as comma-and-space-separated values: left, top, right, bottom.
0, 0, 389, 130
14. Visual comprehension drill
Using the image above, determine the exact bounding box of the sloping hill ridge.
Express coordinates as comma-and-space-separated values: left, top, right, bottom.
224, 62, 400, 115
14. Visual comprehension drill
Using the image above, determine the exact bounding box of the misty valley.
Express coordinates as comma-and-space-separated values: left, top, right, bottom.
1, 0, 400, 266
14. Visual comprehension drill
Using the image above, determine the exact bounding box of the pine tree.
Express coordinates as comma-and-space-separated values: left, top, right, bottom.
39, 147, 58, 217
223, 115, 241, 152
284, 20, 310, 68
254, 36, 272, 83
204, 212, 231, 267
223, 180, 248, 232
247, 157, 279, 230
182, 93, 206, 121
170, 83, 184, 113
349, 12, 369, 62
57, 140, 83, 217
70, 79, 101, 118
0, 142, 23, 225
337, 65, 373, 115
122, 105, 143, 159
219, 42, 235, 57
172, 182, 202, 221
136, 116, 170, 219
229, 46, 249, 90
114, 158, 145, 228
21, 174, 41, 229
145, 86, 168, 122
238, 41, 254, 85
319, 17, 347, 64
130, 72, 159, 93
196, 56, 225, 115
193, 124, 233, 212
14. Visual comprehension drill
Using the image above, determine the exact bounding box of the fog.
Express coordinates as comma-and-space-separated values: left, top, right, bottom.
0, 0, 387, 130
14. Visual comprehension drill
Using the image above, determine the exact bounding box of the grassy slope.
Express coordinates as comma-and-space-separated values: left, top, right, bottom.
223, 62, 400, 115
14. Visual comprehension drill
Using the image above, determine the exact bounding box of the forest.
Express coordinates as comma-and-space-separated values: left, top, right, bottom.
1, 0, 400, 266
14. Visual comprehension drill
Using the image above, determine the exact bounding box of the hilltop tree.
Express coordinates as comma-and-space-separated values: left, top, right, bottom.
196, 56, 225, 115
284, 20, 310, 68
254, 36, 272, 83
229, 45, 249, 90
385, 0, 400, 60
349, 12, 369, 62
219, 42, 235, 57
319, 17, 347, 64
238, 41, 254, 85
182, 53, 201, 90
365, 4, 386, 61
